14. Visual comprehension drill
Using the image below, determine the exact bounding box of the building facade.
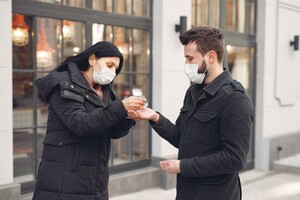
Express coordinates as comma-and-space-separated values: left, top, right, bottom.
0, 0, 300, 199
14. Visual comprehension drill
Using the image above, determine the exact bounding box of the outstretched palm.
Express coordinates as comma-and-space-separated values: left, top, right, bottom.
127, 107, 157, 121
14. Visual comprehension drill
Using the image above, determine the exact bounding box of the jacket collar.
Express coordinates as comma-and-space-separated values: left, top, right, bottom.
67, 62, 114, 106
68, 62, 92, 91
203, 68, 232, 96
191, 68, 232, 100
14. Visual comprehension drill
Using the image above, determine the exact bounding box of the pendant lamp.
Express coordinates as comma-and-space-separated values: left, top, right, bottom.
36, 23, 54, 68
63, 20, 75, 42
12, 14, 29, 46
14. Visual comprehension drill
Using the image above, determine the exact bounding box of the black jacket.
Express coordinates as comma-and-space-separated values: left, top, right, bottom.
151, 69, 254, 200
33, 62, 134, 200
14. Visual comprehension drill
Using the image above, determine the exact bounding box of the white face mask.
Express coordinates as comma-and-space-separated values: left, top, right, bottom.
93, 66, 116, 85
184, 55, 208, 84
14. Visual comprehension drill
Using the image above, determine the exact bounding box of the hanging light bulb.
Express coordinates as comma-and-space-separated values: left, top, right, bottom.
36, 22, 54, 68
12, 14, 29, 46
63, 20, 75, 42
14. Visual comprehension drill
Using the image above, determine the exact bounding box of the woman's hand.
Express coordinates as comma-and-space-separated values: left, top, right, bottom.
122, 96, 146, 111
127, 107, 159, 122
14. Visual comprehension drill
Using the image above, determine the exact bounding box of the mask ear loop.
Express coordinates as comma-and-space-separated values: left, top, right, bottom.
202, 50, 214, 73
199, 54, 209, 74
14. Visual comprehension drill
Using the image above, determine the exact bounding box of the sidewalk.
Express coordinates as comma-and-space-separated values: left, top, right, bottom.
111, 169, 300, 200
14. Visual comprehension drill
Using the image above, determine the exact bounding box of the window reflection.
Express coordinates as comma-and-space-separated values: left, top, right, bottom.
36, 0, 85, 7
93, 0, 150, 17
13, 15, 33, 70
12, 14, 30, 47
133, 0, 150, 17
227, 45, 254, 91
133, 29, 150, 73
36, 18, 58, 72
227, 0, 255, 34
114, 27, 131, 63
61, 0, 85, 7
13, 127, 46, 183
113, 0, 132, 15
13, 128, 35, 182
37, 73, 49, 127
93, 0, 113, 12
13, 73, 35, 128
192, 0, 219, 27
36, 18, 58, 70
62, 20, 85, 60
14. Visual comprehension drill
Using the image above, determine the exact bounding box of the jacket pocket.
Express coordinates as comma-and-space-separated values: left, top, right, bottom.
189, 111, 217, 144
43, 136, 81, 172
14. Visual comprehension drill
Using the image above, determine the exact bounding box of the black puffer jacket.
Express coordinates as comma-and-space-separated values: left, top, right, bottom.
33, 62, 134, 200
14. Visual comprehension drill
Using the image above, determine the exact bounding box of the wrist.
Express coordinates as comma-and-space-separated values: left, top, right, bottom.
150, 112, 159, 122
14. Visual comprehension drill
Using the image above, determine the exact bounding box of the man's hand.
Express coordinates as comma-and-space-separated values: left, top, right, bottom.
159, 159, 181, 174
127, 107, 159, 122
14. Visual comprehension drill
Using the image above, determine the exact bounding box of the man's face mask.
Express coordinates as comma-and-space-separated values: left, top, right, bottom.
92, 60, 116, 85
184, 54, 208, 84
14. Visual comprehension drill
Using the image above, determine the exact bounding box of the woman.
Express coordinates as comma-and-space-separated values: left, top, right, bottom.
33, 41, 145, 200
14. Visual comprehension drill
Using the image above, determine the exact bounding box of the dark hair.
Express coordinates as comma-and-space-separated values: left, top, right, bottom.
179, 26, 224, 63
56, 41, 123, 74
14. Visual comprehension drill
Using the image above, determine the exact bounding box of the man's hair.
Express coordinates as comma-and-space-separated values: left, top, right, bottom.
179, 26, 224, 63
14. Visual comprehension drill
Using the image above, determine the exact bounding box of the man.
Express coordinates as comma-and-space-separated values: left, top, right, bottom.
128, 26, 254, 200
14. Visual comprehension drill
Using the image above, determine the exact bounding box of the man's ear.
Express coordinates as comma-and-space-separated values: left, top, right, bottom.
207, 51, 217, 64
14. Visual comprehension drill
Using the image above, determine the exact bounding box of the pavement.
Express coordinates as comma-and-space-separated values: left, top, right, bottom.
111, 169, 300, 200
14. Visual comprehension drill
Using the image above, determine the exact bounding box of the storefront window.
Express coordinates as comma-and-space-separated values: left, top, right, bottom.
93, 0, 150, 17
227, 0, 255, 34
191, 0, 220, 27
